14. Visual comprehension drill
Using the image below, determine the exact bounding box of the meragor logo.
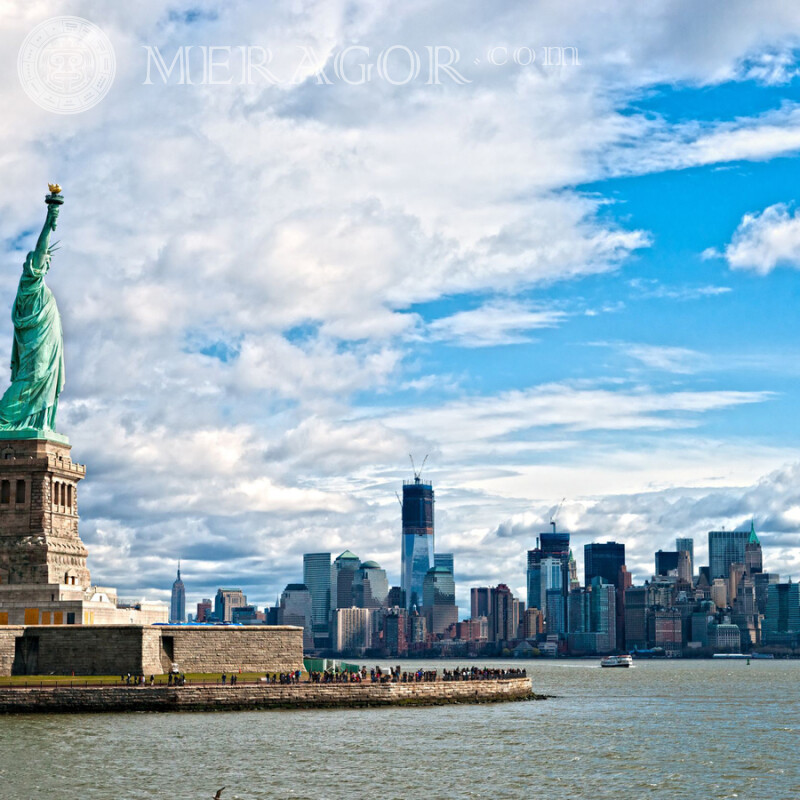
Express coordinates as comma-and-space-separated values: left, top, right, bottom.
18, 16, 115, 114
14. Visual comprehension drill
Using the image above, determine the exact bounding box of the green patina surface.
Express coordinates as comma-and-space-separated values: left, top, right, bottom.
0, 192, 67, 443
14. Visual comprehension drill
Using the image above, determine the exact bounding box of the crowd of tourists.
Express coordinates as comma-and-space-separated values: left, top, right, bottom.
440, 666, 527, 681
305, 665, 526, 684
262, 671, 303, 684
119, 665, 526, 687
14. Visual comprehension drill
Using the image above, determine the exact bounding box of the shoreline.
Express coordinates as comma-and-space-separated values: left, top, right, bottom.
0, 677, 539, 714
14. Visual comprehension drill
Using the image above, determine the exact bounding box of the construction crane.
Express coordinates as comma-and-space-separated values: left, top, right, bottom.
395, 491, 403, 509
550, 497, 566, 533
409, 453, 429, 482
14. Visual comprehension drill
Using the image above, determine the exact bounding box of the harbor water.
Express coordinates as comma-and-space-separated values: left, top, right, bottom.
1, 658, 797, 799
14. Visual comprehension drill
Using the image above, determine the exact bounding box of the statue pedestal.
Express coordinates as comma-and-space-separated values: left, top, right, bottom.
0, 436, 88, 590
0, 428, 69, 445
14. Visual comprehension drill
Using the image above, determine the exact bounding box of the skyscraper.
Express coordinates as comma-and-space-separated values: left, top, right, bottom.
763, 582, 800, 646
709, 529, 750, 579
584, 542, 625, 588
471, 586, 491, 619
489, 584, 519, 644
279, 583, 313, 650
169, 564, 185, 624
303, 552, 331, 646
434, 553, 454, 577
352, 560, 389, 608
526, 549, 542, 611
655, 550, 680, 576
331, 550, 360, 610
422, 566, 457, 634
196, 598, 212, 623
745, 522, 763, 576
214, 588, 246, 622
401, 475, 434, 609
676, 537, 694, 577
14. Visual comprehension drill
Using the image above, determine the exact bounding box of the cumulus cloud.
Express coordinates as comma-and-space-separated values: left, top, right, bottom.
714, 203, 800, 273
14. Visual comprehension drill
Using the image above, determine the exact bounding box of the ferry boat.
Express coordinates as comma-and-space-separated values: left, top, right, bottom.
600, 655, 633, 668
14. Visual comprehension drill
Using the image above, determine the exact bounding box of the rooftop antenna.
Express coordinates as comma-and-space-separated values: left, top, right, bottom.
550, 497, 566, 533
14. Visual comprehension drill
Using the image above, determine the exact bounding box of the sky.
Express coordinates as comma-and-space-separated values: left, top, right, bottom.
3, 1, 800, 615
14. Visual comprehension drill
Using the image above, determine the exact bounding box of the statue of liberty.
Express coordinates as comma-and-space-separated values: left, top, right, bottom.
0, 186, 66, 440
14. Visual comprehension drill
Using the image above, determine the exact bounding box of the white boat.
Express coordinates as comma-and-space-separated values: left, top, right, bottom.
600, 655, 633, 668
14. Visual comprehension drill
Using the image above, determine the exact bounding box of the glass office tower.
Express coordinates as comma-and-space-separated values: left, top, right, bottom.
584, 541, 625, 588
401, 476, 434, 609
303, 552, 331, 645
708, 529, 749, 578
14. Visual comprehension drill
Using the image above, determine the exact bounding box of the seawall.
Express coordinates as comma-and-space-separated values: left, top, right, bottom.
0, 677, 536, 714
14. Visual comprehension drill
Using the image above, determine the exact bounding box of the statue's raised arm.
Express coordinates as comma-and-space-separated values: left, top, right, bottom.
0, 186, 67, 441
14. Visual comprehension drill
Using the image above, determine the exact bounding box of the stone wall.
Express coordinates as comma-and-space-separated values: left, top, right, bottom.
0, 625, 304, 676
160, 626, 304, 674
0, 677, 535, 713
0, 627, 20, 676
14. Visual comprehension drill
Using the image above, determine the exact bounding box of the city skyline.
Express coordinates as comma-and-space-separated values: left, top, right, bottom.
5, 5, 800, 611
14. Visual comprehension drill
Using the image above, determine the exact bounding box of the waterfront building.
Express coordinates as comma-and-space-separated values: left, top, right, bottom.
590, 578, 617, 653
330, 550, 360, 610
648, 607, 682, 655
214, 588, 247, 623
456, 617, 488, 642
170, 564, 185, 624
745, 523, 763, 576
303, 552, 331, 646
616, 565, 632, 651
676, 537, 694, 577
332, 607, 371, 654
690, 604, 714, 646
401, 475, 434, 609
423, 566, 458, 635
624, 586, 650, 650
352, 560, 389, 608
489, 584, 519, 644
545, 588, 565, 636
471, 586, 492, 619
566, 579, 616, 654
708, 621, 741, 652
584, 541, 625, 588
522, 607, 543, 638
196, 598, 212, 623
763, 582, 800, 647
567, 587, 590, 636
709, 529, 749, 579
409, 606, 427, 646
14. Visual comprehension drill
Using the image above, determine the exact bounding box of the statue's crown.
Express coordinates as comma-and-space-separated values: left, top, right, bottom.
48, 183, 62, 194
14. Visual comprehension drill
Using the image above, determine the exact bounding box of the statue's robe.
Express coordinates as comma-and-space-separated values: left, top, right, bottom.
0, 253, 64, 432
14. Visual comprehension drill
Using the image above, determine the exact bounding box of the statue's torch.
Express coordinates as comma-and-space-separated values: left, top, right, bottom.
45, 183, 63, 230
